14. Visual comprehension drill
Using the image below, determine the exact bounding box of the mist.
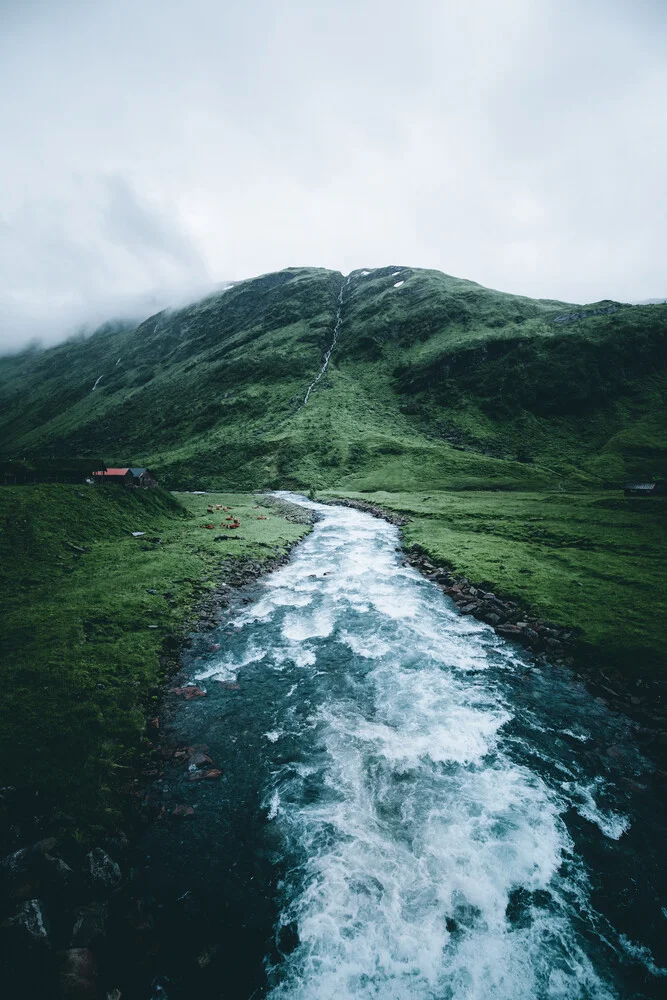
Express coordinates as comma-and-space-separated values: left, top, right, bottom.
1, 0, 665, 352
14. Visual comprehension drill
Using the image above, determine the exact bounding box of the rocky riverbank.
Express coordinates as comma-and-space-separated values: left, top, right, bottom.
0, 500, 318, 1000
325, 497, 667, 736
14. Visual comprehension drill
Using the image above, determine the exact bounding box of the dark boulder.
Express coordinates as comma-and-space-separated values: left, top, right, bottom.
0, 838, 62, 900
1, 898, 50, 948
83, 849, 121, 893
60, 947, 97, 999
71, 902, 108, 948
172, 804, 196, 818
187, 768, 222, 782
497, 624, 522, 636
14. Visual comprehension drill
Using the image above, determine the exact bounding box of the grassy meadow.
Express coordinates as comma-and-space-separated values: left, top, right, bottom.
0, 485, 309, 824
329, 489, 667, 675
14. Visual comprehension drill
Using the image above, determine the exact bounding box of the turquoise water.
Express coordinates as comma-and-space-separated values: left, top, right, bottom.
142, 496, 667, 999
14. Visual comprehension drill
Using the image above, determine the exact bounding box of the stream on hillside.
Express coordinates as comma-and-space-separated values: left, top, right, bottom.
123, 495, 667, 1000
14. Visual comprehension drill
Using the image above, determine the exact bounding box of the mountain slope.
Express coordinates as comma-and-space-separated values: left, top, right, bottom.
1, 266, 665, 490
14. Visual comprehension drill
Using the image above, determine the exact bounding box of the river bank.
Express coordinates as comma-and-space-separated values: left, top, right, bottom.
325, 492, 667, 735
3, 488, 666, 997
0, 488, 314, 999
102, 494, 667, 999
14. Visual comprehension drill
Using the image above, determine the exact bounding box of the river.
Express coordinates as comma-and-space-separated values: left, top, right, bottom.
137, 495, 667, 999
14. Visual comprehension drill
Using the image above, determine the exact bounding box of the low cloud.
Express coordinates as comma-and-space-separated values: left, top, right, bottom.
1, 0, 665, 352
0, 174, 211, 351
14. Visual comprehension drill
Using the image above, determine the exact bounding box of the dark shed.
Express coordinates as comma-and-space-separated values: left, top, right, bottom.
623, 482, 662, 497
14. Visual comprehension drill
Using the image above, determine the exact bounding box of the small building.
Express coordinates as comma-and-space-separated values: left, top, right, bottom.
92, 467, 135, 485
623, 482, 662, 497
92, 466, 158, 487
129, 467, 158, 487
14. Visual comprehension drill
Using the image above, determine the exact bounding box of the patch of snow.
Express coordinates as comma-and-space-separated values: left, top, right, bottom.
131, 531, 145, 537
360, 270, 371, 276
393, 280, 405, 288
91, 375, 104, 391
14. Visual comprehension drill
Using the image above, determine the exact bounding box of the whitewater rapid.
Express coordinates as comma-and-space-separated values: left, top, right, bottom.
145, 495, 666, 1000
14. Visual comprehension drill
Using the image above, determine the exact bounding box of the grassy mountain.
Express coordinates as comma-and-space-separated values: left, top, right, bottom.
1, 266, 665, 490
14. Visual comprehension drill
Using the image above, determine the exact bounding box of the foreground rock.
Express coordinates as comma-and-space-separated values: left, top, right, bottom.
2, 898, 50, 948
60, 947, 97, 998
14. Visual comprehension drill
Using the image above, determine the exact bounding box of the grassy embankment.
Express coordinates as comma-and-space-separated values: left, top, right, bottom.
329, 489, 667, 677
0, 485, 309, 825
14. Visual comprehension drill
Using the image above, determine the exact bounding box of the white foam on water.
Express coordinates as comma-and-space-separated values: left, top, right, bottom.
267, 788, 281, 820
194, 643, 267, 682
282, 607, 335, 642
618, 934, 667, 976
183, 494, 635, 998
266, 684, 612, 1000
338, 630, 392, 659
561, 729, 590, 742
561, 780, 630, 840
267, 589, 314, 609
253, 498, 620, 997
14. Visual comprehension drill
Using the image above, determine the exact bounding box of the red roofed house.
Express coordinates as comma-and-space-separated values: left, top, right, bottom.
92, 466, 158, 487
92, 467, 134, 485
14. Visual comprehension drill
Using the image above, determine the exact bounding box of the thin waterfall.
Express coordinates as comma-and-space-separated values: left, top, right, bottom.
303, 274, 350, 406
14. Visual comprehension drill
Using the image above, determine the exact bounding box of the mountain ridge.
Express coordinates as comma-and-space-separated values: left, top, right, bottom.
1, 265, 665, 491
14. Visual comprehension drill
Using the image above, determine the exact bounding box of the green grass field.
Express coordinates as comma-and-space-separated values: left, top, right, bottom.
329, 489, 667, 674
0, 485, 310, 824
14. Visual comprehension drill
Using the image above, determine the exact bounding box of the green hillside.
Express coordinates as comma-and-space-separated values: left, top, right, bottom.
1, 266, 665, 490
0, 484, 309, 819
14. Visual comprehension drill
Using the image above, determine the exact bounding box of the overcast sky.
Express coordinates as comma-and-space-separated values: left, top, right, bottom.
1, 0, 665, 351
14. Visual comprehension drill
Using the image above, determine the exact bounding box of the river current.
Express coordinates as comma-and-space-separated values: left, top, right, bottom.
141, 496, 667, 999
